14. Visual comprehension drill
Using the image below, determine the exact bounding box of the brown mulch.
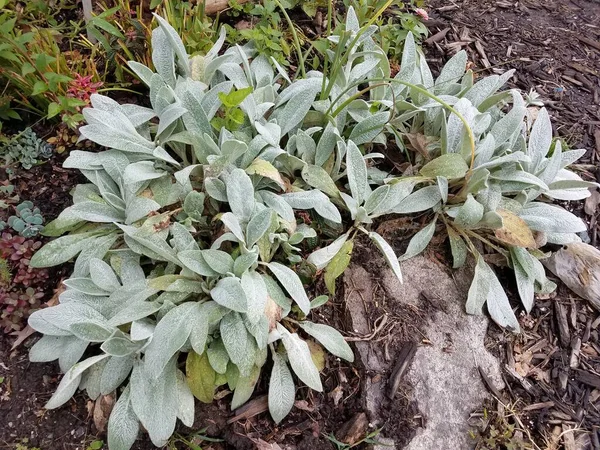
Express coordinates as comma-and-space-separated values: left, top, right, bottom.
425, 0, 600, 447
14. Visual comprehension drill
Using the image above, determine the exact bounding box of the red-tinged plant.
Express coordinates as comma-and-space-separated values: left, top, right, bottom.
67, 74, 104, 107
0, 233, 48, 331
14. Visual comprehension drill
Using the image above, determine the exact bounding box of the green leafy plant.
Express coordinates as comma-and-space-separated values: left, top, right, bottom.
26, 10, 593, 450
0, 128, 53, 170
0, 201, 45, 238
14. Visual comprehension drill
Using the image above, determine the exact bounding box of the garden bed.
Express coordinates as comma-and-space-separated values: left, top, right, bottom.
1, 0, 600, 449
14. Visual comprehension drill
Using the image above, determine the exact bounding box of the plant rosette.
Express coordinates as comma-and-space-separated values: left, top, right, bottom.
27, 9, 595, 450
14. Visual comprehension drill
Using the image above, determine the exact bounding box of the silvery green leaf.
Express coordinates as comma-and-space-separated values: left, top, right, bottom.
420, 154, 469, 179
273, 79, 321, 135
510, 250, 535, 313
307, 234, 349, 270
108, 300, 161, 327
464, 75, 500, 108
46, 354, 109, 409
466, 256, 520, 331
399, 219, 436, 261
121, 104, 156, 128
152, 26, 176, 87
392, 185, 441, 214
101, 336, 143, 357
205, 177, 228, 202
241, 271, 268, 323
89, 258, 121, 292
395, 32, 416, 87
226, 169, 256, 223
454, 194, 484, 227
202, 249, 234, 274
560, 149, 586, 169
435, 50, 467, 92
260, 191, 295, 223
118, 224, 180, 265
315, 122, 340, 167
231, 365, 261, 410
153, 14, 190, 77
370, 180, 415, 216
246, 209, 274, 247
299, 321, 354, 362
175, 369, 195, 427
108, 386, 139, 450
465, 256, 492, 315
546, 170, 596, 201
130, 358, 178, 447
486, 265, 520, 332
28, 335, 66, 363
545, 232, 581, 245
207, 340, 230, 374
220, 212, 245, 242
220, 312, 255, 375
211, 277, 248, 312
539, 140, 562, 185
445, 98, 474, 154
125, 197, 161, 225
130, 319, 155, 341
255, 121, 281, 147
183, 191, 205, 222
301, 165, 339, 198
123, 161, 167, 184
189, 303, 210, 354
101, 355, 134, 395
349, 112, 388, 145
69, 201, 124, 223
447, 228, 467, 268
269, 351, 295, 423
437, 176, 448, 203
527, 107, 552, 171
80, 113, 154, 154
157, 103, 187, 136
234, 252, 259, 277
128, 61, 153, 86
144, 302, 197, 377
490, 106, 526, 149
277, 324, 322, 391
346, 140, 368, 204
491, 169, 548, 191
267, 262, 310, 315
368, 231, 402, 283
282, 190, 341, 223
519, 202, 586, 234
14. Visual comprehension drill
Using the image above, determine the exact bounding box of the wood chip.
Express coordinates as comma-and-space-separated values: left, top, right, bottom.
387, 342, 417, 399
522, 401, 555, 412
337, 412, 369, 445
575, 35, 600, 52
228, 395, 268, 423
556, 303, 571, 347
425, 28, 450, 45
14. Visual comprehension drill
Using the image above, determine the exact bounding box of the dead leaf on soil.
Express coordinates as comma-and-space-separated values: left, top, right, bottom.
10, 325, 35, 351
93, 393, 116, 432
252, 439, 283, 450
494, 209, 537, 248
544, 243, 600, 311
404, 133, 431, 160
584, 189, 600, 215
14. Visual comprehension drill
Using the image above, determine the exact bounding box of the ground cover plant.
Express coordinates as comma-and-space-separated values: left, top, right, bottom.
24, 7, 596, 450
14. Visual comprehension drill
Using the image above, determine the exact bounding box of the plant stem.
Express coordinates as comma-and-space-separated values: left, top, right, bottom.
274, 0, 305, 78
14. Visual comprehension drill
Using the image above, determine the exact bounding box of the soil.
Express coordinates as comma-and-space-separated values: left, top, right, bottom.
2, 0, 600, 448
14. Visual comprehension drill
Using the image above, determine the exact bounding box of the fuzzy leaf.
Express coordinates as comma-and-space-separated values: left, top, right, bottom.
268, 352, 295, 423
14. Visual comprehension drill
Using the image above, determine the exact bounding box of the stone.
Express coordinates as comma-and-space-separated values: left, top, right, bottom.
344, 255, 504, 450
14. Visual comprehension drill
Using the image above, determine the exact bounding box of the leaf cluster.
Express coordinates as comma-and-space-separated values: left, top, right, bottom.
0, 128, 53, 170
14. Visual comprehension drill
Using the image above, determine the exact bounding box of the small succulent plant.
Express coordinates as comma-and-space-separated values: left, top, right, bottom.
0, 201, 45, 237
0, 128, 53, 169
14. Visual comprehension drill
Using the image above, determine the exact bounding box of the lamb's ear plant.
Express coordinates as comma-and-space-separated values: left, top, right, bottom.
27, 10, 594, 449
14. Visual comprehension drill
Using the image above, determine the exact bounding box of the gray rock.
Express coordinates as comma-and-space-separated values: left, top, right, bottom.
344, 256, 504, 450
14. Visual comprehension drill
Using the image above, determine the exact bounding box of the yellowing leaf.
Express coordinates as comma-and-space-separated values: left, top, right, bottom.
306, 339, 326, 372
420, 153, 469, 179
246, 159, 285, 188
186, 351, 215, 403
494, 209, 536, 248
324, 240, 353, 295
